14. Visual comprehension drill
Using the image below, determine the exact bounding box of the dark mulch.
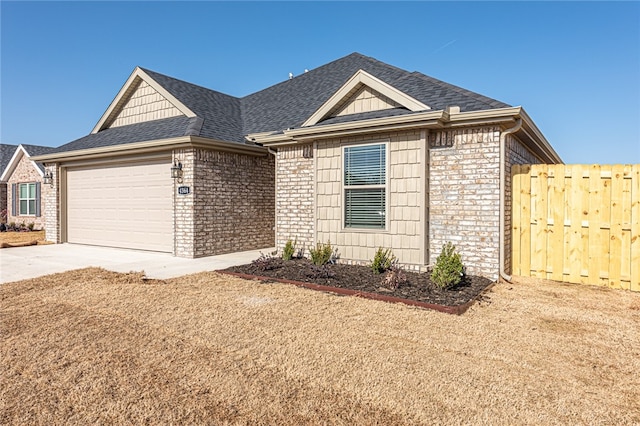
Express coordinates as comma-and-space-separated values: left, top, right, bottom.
222, 257, 494, 307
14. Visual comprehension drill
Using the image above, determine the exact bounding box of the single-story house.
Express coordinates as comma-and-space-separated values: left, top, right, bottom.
1, 144, 56, 229
0, 143, 18, 219
33, 53, 561, 279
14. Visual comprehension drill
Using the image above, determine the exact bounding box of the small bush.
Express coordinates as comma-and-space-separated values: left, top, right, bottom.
431, 242, 464, 289
371, 247, 396, 274
282, 239, 297, 261
309, 241, 336, 266
382, 263, 407, 290
251, 252, 282, 272
27, 223, 35, 231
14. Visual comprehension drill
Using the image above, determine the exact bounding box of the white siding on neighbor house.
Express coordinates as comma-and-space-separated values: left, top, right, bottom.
332, 86, 401, 117
109, 80, 183, 128
65, 160, 173, 252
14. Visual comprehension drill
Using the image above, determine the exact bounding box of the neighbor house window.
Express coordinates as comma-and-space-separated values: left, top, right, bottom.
19, 183, 36, 216
343, 142, 387, 229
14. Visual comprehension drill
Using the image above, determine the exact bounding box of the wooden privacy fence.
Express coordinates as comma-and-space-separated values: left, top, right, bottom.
511, 164, 640, 291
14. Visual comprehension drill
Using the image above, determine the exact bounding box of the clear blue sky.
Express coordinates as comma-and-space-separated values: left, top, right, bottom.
2, 1, 639, 164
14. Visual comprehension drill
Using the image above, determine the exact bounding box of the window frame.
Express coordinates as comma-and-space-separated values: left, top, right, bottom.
18, 182, 37, 216
341, 140, 390, 232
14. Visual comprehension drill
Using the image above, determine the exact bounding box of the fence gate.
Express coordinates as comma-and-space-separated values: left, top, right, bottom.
511, 164, 639, 291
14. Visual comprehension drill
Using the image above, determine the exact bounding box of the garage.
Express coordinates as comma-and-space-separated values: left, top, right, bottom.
65, 159, 173, 252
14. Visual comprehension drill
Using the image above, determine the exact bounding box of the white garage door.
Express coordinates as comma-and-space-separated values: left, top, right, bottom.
66, 160, 173, 252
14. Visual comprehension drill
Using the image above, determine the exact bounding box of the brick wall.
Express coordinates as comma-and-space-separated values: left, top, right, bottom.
192, 148, 275, 257
0, 184, 6, 221
429, 127, 501, 278
276, 145, 315, 254
6, 154, 46, 229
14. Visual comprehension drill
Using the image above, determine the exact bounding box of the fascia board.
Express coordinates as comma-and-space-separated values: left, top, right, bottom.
258, 111, 445, 146
31, 136, 268, 163
0, 145, 44, 181
518, 108, 563, 164
91, 67, 196, 134
302, 69, 430, 127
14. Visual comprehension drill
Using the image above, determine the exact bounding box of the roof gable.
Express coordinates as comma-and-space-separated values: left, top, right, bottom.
92, 67, 196, 134
0, 144, 55, 181
302, 69, 430, 127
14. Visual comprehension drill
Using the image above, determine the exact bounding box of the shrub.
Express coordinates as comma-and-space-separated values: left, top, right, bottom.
382, 263, 407, 290
282, 238, 297, 261
431, 242, 464, 288
27, 223, 35, 231
251, 252, 282, 272
309, 241, 336, 266
0, 209, 6, 224
371, 247, 396, 274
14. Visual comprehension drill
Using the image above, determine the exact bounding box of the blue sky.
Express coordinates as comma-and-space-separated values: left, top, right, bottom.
1, 1, 639, 164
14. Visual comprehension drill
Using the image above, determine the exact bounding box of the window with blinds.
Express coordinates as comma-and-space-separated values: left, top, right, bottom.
343, 143, 387, 229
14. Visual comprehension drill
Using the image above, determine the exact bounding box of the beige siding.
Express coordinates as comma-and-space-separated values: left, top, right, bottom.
109, 80, 182, 128
315, 131, 426, 268
333, 86, 400, 117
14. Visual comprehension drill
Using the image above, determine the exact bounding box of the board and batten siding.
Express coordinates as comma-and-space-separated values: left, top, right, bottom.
512, 164, 640, 291
109, 80, 183, 128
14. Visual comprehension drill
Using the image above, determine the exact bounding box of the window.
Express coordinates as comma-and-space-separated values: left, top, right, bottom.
19, 183, 36, 216
343, 143, 387, 229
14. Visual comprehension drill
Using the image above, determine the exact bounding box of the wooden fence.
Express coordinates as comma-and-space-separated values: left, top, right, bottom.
511, 164, 639, 291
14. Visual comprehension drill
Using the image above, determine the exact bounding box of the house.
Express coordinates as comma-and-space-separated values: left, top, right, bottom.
1, 144, 56, 229
0, 143, 18, 219
33, 53, 561, 279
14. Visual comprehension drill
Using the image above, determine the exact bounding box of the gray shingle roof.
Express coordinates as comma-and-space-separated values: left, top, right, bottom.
1, 144, 19, 175
20, 144, 57, 172
51, 52, 511, 153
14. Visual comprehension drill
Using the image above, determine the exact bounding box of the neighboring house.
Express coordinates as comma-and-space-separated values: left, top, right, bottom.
0, 144, 56, 229
33, 53, 562, 279
0, 143, 18, 219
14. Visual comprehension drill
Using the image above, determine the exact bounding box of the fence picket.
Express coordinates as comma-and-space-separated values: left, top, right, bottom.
512, 163, 639, 291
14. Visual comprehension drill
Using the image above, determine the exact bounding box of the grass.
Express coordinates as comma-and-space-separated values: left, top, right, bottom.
2, 269, 639, 424
0, 230, 50, 246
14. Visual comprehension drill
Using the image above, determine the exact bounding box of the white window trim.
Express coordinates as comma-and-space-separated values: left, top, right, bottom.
18, 182, 36, 216
341, 139, 390, 232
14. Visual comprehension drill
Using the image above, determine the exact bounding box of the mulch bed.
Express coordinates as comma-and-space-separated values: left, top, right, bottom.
221, 258, 494, 314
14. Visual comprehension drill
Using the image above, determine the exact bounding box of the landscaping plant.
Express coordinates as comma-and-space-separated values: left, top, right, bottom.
309, 241, 336, 266
431, 242, 464, 288
382, 263, 407, 290
370, 247, 396, 274
251, 252, 282, 272
282, 238, 297, 261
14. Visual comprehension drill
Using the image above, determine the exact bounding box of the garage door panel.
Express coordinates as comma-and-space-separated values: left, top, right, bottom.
66, 160, 172, 252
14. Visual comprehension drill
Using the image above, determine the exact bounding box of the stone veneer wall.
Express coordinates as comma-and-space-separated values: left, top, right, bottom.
42, 164, 59, 243
6, 155, 46, 229
173, 148, 196, 257
429, 127, 501, 279
314, 131, 427, 268
504, 134, 543, 274
276, 145, 315, 254
192, 148, 275, 257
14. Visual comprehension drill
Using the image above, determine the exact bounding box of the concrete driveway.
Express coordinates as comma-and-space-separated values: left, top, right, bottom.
0, 243, 273, 284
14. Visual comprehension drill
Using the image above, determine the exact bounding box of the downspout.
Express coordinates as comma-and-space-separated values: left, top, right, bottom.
499, 118, 522, 282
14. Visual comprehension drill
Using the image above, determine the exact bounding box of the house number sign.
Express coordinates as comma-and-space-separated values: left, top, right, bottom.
177, 186, 191, 195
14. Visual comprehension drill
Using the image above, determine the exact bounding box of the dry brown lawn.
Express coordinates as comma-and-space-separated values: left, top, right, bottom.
0, 230, 50, 246
1, 269, 639, 425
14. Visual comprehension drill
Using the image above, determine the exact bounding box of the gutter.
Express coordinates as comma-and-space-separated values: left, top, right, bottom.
499, 118, 523, 283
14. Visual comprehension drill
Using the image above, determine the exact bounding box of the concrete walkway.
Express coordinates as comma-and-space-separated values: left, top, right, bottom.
0, 243, 273, 284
